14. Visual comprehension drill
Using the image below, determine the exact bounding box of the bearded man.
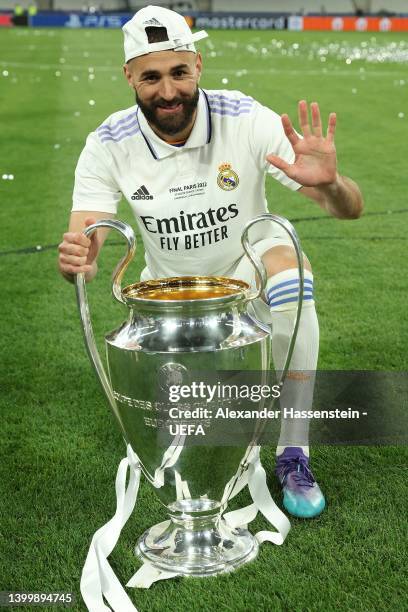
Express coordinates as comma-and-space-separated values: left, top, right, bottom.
58, 5, 363, 519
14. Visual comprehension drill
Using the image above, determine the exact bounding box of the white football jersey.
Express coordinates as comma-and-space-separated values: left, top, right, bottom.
72, 89, 301, 279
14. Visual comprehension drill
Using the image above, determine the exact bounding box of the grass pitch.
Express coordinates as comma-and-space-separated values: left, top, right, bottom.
0, 27, 407, 611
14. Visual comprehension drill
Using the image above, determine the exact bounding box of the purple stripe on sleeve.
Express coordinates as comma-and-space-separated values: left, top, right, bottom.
97, 118, 139, 138
206, 93, 253, 104
97, 111, 137, 134
209, 107, 253, 117
99, 127, 140, 143
208, 101, 254, 113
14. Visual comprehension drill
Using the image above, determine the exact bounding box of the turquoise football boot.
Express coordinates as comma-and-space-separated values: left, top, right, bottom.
275, 447, 326, 518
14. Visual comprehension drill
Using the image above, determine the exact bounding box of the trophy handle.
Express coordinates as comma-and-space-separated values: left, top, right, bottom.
74, 220, 136, 435
240, 213, 304, 384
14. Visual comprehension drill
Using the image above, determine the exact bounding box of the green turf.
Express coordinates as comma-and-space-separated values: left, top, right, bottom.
0, 27, 407, 612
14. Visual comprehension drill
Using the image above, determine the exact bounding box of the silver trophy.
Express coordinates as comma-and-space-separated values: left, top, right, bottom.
75, 214, 303, 578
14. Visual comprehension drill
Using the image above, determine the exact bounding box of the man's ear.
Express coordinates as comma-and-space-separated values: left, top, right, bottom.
195, 52, 203, 81
123, 62, 134, 88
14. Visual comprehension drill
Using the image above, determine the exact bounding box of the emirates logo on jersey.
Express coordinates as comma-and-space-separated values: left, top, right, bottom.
217, 163, 239, 191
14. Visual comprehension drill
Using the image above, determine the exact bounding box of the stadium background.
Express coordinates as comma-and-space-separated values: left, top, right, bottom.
0, 1, 407, 611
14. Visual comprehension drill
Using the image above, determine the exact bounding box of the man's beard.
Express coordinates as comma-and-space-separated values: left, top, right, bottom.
136, 87, 199, 136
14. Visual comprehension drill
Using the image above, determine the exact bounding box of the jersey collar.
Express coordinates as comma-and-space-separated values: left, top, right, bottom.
136, 88, 212, 160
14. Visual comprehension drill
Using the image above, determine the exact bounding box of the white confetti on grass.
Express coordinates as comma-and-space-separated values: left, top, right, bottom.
222, 77, 229, 84
88, 99, 96, 106
2, 70, 9, 77
398, 112, 405, 118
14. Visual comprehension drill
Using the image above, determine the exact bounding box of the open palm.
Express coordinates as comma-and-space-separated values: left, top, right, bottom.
267, 100, 337, 187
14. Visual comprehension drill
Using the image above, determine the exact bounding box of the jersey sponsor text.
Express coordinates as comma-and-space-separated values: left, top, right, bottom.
139, 204, 238, 251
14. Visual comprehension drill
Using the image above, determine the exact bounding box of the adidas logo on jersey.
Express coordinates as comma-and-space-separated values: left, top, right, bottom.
143, 17, 162, 26
131, 185, 153, 200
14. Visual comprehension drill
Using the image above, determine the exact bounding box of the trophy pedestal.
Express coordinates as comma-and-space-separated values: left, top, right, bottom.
135, 505, 258, 577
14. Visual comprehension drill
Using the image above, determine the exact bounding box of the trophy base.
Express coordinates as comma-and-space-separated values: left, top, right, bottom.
135, 509, 258, 577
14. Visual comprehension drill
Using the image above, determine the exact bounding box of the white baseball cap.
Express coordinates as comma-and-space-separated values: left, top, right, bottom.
123, 5, 208, 63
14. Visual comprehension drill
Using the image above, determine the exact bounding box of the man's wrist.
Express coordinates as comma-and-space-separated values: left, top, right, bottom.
317, 173, 363, 219
315, 172, 341, 197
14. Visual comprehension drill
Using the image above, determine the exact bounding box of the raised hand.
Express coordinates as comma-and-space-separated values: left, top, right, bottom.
267, 100, 337, 187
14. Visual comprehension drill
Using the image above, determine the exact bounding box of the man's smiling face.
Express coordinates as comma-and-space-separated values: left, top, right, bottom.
124, 50, 202, 138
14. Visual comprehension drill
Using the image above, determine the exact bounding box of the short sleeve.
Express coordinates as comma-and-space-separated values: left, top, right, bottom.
249, 101, 302, 191
72, 132, 122, 213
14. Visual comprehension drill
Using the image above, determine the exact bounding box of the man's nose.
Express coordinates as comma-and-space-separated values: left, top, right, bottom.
158, 77, 178, 101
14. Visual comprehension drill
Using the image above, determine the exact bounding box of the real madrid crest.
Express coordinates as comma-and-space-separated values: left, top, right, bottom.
217, 162, 239, 191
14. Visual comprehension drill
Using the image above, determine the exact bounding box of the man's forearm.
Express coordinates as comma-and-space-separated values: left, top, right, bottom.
300, 174, 363, 220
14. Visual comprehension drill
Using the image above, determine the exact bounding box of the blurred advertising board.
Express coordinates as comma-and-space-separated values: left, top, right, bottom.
29, 12, 132, 28
0, 13, 13, 27
289, 15, 408, 32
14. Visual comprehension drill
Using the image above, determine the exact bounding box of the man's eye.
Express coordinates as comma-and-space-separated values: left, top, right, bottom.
173, 70, 187, 78
145, 75, 158, 82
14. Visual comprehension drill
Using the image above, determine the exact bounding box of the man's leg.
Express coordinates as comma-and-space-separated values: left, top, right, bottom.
261, 245, 325, 518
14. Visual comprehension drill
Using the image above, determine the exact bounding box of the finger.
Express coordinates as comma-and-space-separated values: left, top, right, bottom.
85, 217, 97, 227
311, 102, 322, 137
281, 114, 300, 147
298, 100, 311, 137
59, 253, 89, 267
63, 232, 91, 248
327, 112, 337, 142
266, 154, 291, 174
58, 242, 89, 257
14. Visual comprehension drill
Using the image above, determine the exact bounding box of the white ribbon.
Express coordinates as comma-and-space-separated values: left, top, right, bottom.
80, 447, 291, 611
224, 457, 290, 546
126, 550, 178, 589
80, 445, 141, 612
